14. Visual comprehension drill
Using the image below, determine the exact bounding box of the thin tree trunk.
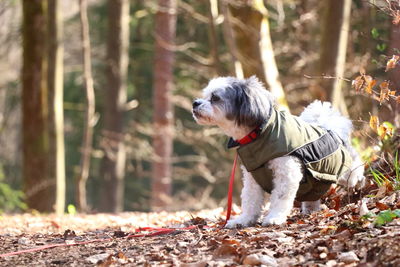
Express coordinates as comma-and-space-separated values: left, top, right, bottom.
228, 1, 265, 81
77, 0, 95, 212
257, 3, 288, 109
317, 0, 351, 115
220, 1, 244, 78
206, 0, 223, 76
151, 0, 177, 211
228, 0, 289, 110
100, 0, 130, 213
22, 0, 53, 212
388, 1, 400, 128
47, 0, 65, 215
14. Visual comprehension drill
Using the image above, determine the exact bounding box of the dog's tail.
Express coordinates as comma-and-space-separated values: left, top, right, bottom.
299, 100, 365, 188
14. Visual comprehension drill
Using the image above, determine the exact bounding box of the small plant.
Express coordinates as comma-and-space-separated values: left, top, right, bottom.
0, 165, 27, 213
361, 209, 400, 226
374, 209, 400, 226
369, 150, 400, 190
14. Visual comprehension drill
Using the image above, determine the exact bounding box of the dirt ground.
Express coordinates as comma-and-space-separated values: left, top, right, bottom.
1, 190, 400, 266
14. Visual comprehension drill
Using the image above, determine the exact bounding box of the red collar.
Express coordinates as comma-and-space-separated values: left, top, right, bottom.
236, 126, 262, 145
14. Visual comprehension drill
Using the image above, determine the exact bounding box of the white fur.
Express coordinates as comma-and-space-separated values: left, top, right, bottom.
262, 156, 303, 225
193, 78, 365, 227
225, 166, 265, 228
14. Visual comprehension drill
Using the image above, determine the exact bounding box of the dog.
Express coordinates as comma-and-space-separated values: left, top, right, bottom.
192, 76, 365, 227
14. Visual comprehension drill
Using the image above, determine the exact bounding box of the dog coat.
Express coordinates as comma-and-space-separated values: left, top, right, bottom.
227, 108, 353, 201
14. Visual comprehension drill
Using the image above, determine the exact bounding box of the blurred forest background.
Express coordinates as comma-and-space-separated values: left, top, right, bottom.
0, 0, 399, 214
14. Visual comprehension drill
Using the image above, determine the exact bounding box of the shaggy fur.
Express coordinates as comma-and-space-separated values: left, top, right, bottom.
192, 76, 365, 227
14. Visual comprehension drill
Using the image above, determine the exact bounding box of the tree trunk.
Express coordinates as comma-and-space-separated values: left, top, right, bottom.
220, 1, 244, 78
22, 0, 53, 211
77, 0, 95, 212
228, 1, 265, 81
47, 0, 65, 215
228, 0, 289, 110
388, 2, 400, 128
206, 0, 223, 76
317, 0, 351, 115
151, 0, 177, 211
100, 0, 130, 213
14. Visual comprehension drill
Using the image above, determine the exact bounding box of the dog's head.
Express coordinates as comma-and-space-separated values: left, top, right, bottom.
192, 76, 274, 137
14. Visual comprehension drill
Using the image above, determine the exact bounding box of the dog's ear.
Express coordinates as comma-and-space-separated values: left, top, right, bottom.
244, 75, 262, 89
228, 79, 265, 128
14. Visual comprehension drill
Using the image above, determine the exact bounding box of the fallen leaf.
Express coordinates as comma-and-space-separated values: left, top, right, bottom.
17, 237, 32, 245
213, 244, 238, 258
360, 198, 370, 216
385, 55, 399, 72
242, 253, 277, 266
364, 75, 376, 94
379, 81, 391, 103
393, 10, 400, 25
352, 76, 364, 92
338, 251, 359, 263
86, 253, 110, 264
63, 229, 76, 240
369, 115, 379, 133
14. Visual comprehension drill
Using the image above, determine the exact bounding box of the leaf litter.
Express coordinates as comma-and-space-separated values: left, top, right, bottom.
1, 191, 400, 266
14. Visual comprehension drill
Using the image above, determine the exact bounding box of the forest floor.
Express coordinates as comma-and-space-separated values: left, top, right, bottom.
1, 188, 400, 266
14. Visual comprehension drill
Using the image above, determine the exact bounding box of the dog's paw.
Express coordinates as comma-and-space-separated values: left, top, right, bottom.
225, 216, 255, 228
262, 213, 287, 226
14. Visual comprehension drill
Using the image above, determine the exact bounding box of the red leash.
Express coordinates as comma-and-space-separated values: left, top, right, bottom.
223, 152, 238, 227
0, 154, 239, 258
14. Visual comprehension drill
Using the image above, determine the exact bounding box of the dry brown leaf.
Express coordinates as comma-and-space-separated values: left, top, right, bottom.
364, 75, 376, 94
369, 115, 379, 133
379, 81, 390, 103
375, 202, 390, 211
221, 239, 240, 245
377, 124, 394, 139
213, 244, 238, 258
385, 55, 399, 72
352, 76, 364, 92
393, 10, 400, 25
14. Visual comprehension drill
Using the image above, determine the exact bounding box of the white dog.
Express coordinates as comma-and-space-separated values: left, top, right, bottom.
192, 76, 365, 227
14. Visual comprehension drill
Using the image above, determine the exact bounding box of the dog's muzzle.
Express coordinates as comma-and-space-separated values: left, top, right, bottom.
192, 100, 202, 117
192, 100, 202, 109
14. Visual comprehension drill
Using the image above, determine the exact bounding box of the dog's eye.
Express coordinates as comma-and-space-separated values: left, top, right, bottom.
211, 94, 221, 103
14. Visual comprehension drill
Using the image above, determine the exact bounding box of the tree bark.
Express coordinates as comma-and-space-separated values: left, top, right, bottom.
228, 1, 265, 81
220, 1, 244, 78
388, 1, 400, 128
22, 0, 53, 211
317, 0, 351, 115
77, 0, 95, 212
228, 0, 289, 110
206, 0, 223, 76
151, 0, 177, 211
100, 0, 130, 213
47, 0, 65, 215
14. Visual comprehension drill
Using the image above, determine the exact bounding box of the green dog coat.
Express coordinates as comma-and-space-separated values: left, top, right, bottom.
228, 108, 353, 201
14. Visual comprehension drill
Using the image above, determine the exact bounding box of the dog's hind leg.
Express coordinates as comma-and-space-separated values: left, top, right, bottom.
338, 145, 366, 189
225, 165, 265, 228
262, 156, 303, 225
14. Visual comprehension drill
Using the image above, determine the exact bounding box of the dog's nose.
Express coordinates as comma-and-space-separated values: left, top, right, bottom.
192, 100, 202, 109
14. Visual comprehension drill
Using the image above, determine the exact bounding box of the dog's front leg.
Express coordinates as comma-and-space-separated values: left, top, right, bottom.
262, 156, 303, 226
225, 165, 265, 228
